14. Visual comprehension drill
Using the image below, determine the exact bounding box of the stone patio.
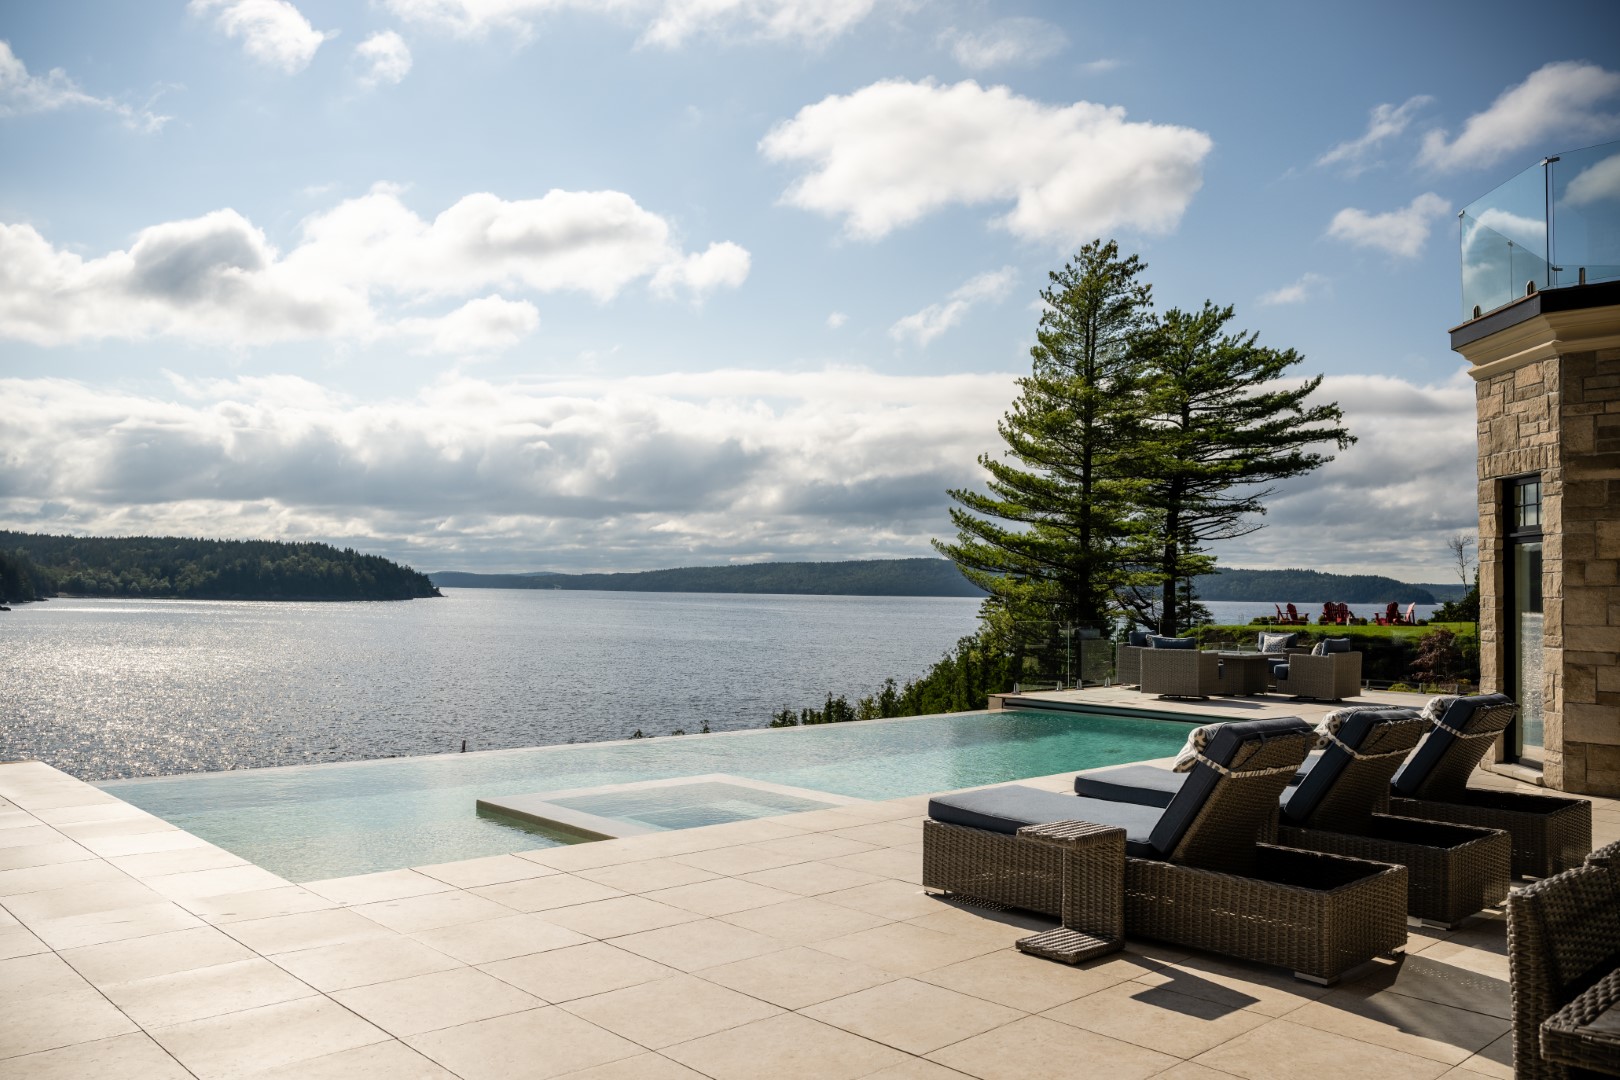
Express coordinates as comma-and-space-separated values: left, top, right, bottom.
5, 698, 1618, 1079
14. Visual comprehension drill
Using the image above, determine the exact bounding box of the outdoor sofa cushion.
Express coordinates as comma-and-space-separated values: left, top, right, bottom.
927, 786, 1164, 857
1074, 762, 1186, 807
1258, 632, 1297, 653
1390, 693, 1515, 797
1311, 637, 1354, 656
1127, 630, 1152, 647
1149, 635, 1196, 649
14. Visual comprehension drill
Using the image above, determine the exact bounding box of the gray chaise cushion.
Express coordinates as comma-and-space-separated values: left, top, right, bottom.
927, 786, 1163, 857
1390, 693, 1515, 797
1150, 716, 1311, 858
1280, 707, 1423, 824
1073, 763, 1186, 807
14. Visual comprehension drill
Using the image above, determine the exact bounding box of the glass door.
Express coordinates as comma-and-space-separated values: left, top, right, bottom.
1506, 477, 1543, 762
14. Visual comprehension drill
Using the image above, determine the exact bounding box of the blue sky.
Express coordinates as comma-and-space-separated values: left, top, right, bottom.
2, 0, 1617, 577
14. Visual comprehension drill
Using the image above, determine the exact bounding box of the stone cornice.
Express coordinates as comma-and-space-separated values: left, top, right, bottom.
1458, 303, 1620, 382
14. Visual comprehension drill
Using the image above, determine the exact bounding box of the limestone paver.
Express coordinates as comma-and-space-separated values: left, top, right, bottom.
224, 906, 396, 954
663, 1012, 909, 1080
812, 919, 1000, 975
0, 1032, 193, 1080
0, 856, 130, 896
268, 935, 464, 992
0, 839, 96, 872
671, 843, 804, 876
414, 854, 559, 890
101, 956, 318, 1028
736, 859, 884, 896
406, 1006, 643, 1080
3, 877, 167, 922
919, 948, 1129, 1013
0, 952, 94, 1004
755, 832, 877, 863
303, 869, 453, 906
237, 1038, 457, 1079
560, 973, 781, 1049
0, 923, 50, 960
148, 995, 391, 1079
717, 895, 891, 944
828, 821, 925, 848
575, 858, 718, 893
642, 876, 798, 917
107, 844, 249, 879
1192, 1017, 1452, 1080
479, 941, 677, 1003
183, 884, 337, 923
0, 984, 139, 1059
537, 894, 704, 938
410, 911, 592, 965
862, 1058, 979, 1080
700, 944, 895, 1008
610, 915, 782, 971
823, 879, 955, 920
332, 966, 543, 1037
353, 889, 515, 933
145, 864, 292, 901
1286, 989, 1511, 1065
802, 978, 1024, 1055
927, 1014, 1178, 1080
549, 1051, 710, 1080
26, 900, 206, 950
828, 845, 925, 882
1041, 980, 1273, 1058
470, 873, 624, 912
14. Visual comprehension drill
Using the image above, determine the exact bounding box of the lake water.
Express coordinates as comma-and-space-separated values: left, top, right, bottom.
1, 589, 980, 781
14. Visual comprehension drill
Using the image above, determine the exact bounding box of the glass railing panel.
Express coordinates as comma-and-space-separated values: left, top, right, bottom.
1460, 159, 1549, 319
1549, 139, 1620, 290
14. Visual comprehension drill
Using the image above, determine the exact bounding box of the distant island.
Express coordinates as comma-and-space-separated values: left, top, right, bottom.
431, 558, 985, 597
431, 560, 1461, 603
0, 532, 439, 603
1192, 568, 1456, 604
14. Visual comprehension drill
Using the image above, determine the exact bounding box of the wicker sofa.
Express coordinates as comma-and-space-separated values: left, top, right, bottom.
923, 717, 1408, 984
1389, 694, 1592, 878
1074, 708, 1512, 928
1138, 647, 1227, 699
1508, 854, 1620, 1080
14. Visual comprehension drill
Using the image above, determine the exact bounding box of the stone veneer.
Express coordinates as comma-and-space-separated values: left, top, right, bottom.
1461, 296, 1620, 794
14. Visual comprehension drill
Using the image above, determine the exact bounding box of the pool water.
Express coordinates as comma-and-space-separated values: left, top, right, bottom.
548, 782, 839, 831
99, 708, 1196, 882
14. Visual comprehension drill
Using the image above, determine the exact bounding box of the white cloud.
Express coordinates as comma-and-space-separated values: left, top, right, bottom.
891, 267, 1016, 347
0, 185, 748, 346
0, 368, 1483, 577
1326, 192, 1450, 258
1420, 60, 1620, 172
354, 31, 413, 88
1257, 272, 1329, 306
649, 241, 752, 300
382, 0, 878, 48
191, 0, 331, 74
1317, 95, 1432, 175
1215, 372, 1478, 578
0, 40, 169, 131
826, 311, 847, 329
394, 295, 540, 353
1079, 58, 1120, 75
1561, 150, 1620, 208
941, 18, 1067, 71
760, 78, 1212, 243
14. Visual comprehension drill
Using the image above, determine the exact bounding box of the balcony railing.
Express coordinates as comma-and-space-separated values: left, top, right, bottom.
1460, 138, 1620, 321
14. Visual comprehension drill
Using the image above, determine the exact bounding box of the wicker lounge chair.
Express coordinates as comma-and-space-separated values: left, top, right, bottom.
1075, 708, 1512, 928
1138, 646, 1227, 699
1113, 631, 1152, 687
1388, 694, 1592, 878
924, 717, 1408, 984
1507, 860, 1620, 1080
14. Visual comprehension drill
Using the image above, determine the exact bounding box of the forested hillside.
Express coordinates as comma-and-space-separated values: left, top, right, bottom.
0, 532, 440, 602
1192, 568, 1438, 604
432, 558, 984, 597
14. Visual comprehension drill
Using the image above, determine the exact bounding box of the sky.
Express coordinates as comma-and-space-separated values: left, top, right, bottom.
2, 1, 1618, 580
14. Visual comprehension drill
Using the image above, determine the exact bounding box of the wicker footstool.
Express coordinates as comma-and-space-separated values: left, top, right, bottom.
1011, 820, 1125, 964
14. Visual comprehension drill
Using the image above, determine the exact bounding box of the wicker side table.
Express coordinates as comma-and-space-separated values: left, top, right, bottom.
1012, 820, 1125, 964
1542, 966, 1620, 1075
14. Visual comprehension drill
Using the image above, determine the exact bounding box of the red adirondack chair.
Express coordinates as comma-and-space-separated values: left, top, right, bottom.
1376, 601, 1399, 626
1286, 603, 1306, 625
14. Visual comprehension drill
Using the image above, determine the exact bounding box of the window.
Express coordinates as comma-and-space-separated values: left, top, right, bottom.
1512, 478, 1542, 532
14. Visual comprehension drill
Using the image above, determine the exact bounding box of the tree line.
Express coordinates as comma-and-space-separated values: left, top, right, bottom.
431, 558, 985, 597
0, 532, 440, 602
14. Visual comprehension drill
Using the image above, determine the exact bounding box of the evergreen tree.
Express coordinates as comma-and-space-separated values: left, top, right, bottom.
1118, 302, 1354, 634
935, 241, 1152, 657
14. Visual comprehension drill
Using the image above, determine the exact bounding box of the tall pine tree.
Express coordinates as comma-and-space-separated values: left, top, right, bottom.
1118, 302, 1354, 635
935, 241, 1151, 657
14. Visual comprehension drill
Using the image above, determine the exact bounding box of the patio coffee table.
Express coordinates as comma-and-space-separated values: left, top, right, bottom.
1217, 652, 1275, 696
1542, 967, 1620, 1075
1012, 820, 1125, 964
